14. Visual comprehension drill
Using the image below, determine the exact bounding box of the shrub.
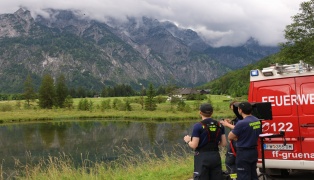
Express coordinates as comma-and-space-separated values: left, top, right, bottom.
77, 98, 93, 111
64, 95, 74, 110
112, 99, 122, 110
0, 103, 13, 112
177, 100, 186, 111
100, 99, 111, 111
156, 95, 167, 104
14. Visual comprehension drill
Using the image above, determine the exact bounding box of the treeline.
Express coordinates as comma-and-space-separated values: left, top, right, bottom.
1, 73, 180, 110
1, 73, 195, 112
0, 85, 167, 101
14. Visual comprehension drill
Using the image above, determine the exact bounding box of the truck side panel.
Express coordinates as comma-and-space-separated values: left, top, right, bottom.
295, 76, 314, 158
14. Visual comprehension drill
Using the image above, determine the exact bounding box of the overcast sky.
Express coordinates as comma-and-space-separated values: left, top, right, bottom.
0, 0, 304, 47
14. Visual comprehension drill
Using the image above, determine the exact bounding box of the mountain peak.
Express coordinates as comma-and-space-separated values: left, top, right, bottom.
245, 37, 259, 45
14, 8, 33, 21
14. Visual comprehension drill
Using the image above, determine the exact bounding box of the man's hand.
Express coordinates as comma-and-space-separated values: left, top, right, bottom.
220, 119, 231, 126
220, 119, 235, 129
184, 135, 191, 143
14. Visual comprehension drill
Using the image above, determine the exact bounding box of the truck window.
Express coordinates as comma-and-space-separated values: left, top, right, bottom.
256, 85, 294, 116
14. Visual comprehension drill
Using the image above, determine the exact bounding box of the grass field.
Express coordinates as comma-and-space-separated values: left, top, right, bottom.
0, 95, 246, 123
12, 144, 196, 180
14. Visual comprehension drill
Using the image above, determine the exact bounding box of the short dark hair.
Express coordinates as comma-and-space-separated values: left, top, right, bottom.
229, 101, 237, 108
238, 102, 252, 115
199, 103, 213, 117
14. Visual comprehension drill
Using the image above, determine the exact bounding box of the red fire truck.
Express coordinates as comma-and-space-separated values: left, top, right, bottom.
248, 61, 314, 175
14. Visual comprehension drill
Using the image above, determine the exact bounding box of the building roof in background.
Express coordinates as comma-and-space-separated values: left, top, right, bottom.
173, 88, 199, 95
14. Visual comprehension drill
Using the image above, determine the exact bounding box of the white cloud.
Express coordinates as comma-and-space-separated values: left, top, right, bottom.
0, 0, 304, 47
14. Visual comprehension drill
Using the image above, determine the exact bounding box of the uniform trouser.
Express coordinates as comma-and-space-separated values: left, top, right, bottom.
193, 151, 222, 180
236, 148, 258, 180
225, 152, 236, 174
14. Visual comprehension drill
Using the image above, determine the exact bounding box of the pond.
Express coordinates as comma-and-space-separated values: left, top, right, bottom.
0, 120, 195, 174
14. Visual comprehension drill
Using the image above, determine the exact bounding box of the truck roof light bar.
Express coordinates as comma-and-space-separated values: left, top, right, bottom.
262, 60, 313, 75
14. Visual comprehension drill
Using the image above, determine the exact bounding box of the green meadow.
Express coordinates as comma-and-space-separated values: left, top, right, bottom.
0, 95, 241, 123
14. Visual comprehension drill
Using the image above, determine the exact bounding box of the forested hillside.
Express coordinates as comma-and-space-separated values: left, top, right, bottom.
201, 55, 278, 97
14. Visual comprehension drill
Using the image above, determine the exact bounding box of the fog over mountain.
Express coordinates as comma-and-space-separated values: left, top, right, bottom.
0, 0, 303, 47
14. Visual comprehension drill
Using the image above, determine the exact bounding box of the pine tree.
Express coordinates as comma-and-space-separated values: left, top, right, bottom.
101, 86, 108, 97
38, 74, 55, 109
55, 74, 68, 108
23, 74, 36, 107
145, 83, 157, 111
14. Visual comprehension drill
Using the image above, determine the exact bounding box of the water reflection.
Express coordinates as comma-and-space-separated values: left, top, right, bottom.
0, 120, 195, 172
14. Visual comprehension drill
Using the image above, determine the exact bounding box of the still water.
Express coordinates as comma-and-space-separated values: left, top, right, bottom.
0, 120, 195, 172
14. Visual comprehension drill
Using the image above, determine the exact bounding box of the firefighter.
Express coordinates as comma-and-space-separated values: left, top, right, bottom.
183, 103, 227, 180
220, 101, 240, 174
228, 102, 261, 180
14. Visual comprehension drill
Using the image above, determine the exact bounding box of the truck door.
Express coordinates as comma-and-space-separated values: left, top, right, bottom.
295, 76, 314, 159
249, 78, 301, 159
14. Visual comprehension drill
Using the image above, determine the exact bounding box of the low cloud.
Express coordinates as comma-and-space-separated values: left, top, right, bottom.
0, 0, 303, 47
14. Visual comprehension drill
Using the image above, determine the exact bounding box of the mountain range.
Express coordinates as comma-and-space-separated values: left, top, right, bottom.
0, 8, 279, 93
